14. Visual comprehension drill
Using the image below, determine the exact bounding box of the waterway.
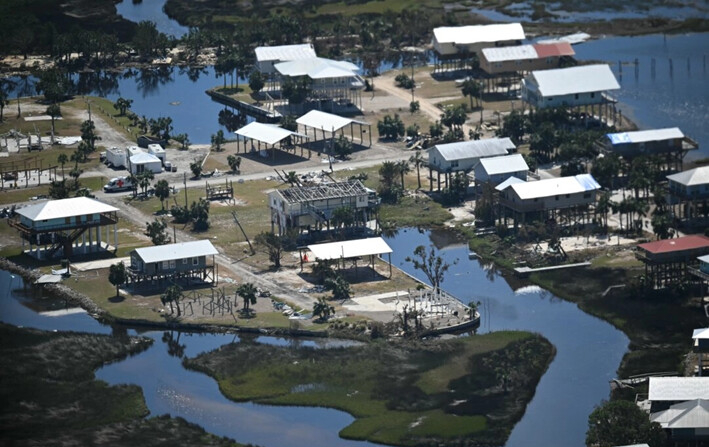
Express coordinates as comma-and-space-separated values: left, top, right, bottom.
384, 229, 628, 447
0, 224, 629, 447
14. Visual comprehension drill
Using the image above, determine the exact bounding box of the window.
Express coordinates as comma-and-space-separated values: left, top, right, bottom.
590, 92, 595, 98
565, 194, 570, 198
555, 196, 559, 201
193, 257, 199, 266
162, 261, 170, 270
169, 260, 176, 269
583, 193, 591, 198
574, 94, 579, 100
182, 258, 188, 265
451, 161, 459, 168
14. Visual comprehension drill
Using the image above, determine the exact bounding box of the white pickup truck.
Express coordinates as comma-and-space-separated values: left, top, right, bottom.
103, 177, 133, 192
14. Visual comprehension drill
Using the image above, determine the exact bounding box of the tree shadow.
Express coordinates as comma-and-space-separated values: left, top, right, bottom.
108, 295, 125, 303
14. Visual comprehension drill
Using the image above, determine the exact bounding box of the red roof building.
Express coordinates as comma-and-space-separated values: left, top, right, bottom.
532, 42, 575, 58
636, 235, 709, 289
638, 235, 709, 257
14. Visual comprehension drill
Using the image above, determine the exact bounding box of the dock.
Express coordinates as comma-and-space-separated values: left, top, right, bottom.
514, 261, 591, 277
206, 89, 281, 122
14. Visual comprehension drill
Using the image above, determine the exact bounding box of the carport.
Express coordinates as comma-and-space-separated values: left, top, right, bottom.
234, 122, 309, 160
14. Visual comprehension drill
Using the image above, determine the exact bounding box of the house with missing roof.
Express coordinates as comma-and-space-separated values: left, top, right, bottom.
128, 240, 218, 287
473, 153, 529, 187
427, 138, 515, 191
8, 197, 119, 259
498, 174, 601, 227
480, 42, 575, 76
432, 23, 525, 72
268, 181, 379, 235
635, 235, 709, 289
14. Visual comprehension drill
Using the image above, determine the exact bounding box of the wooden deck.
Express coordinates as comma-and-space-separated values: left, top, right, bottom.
514, 261, 591, 277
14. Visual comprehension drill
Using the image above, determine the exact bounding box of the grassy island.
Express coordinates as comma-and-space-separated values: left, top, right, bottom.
185, 331, 555, 447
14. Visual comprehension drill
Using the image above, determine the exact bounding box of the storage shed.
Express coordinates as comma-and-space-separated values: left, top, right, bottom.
129, 152, 162, 175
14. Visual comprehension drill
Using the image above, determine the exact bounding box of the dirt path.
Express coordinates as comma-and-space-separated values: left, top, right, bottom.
376, 73, 475, 137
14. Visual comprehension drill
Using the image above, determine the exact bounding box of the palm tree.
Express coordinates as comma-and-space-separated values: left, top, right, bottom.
236, 282, 258, 314
313, 297, 335, 322
409, 150, 424, 189
596, 190, 612, 232
396, 160, 410, 190
161, 284, 183, 316
285, 171, 298, 185
57, 153, 68, 179
154, 179, 170, 210
461, 79, 481, 110
46, 103, 61, 137
211, 130, 226, 152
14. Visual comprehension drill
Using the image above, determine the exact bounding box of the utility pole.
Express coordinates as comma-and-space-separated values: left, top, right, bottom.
183, 172, 188, 208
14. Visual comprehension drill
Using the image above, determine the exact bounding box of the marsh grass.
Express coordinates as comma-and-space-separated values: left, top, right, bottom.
186, 331, 554, 446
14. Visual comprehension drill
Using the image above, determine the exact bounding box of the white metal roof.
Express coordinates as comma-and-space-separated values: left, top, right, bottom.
307, 237, 392, 261
133, 240, 218, 264
607, 127, 684, 145
650, 399, 709, 429
433, 23, 525, 45
235, 122, 307, 146
699, 255, 709, 264
536, 32, 591, 45
433, 138, 515, 162
648, 377, 709, 401
296, 110, 369, 133
482, 44, 537, 62
510, 174, 600, 200
693, 327, 709, 340
130, 152, 161, 164
479, 154, 528, 175
666, 166, 709, 187
275, 57, 360, 79
254, 44, 316, 62
495, 176, 526, 191
16, 197, 118, 221
529, 64, 619, 97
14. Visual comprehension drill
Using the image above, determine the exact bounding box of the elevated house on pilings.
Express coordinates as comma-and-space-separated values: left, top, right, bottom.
128, 240, 218, 288
479, 42, 575, 93
602, 127, 699, 172
473, 153, 529, 189
273, 57, 365, 111
255, 43, 317, 77
521, 64, 620, 126
667, 166, 709, 222
8, 197, 119, 259
432, 23, 525, 74
268, 180, 379, 236
427, 138, 515, 192
635, 235, 709, 290
498, 174, 601, 228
